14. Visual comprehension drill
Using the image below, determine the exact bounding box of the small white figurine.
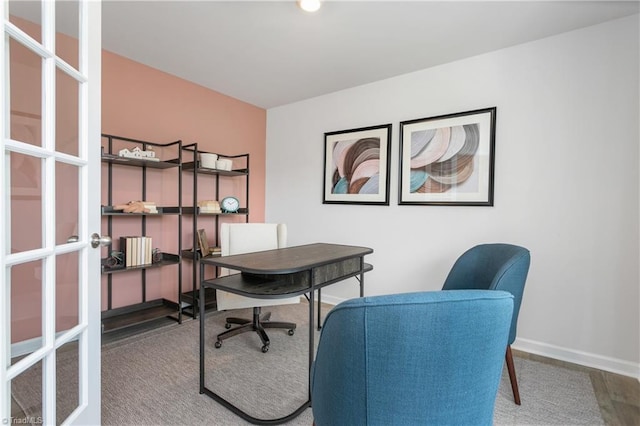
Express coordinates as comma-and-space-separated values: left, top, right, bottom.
119, 146, 159, 161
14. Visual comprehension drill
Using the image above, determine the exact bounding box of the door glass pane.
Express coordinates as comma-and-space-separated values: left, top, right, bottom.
56, 0, 80, 70
10, 360, 44, 424
56, 161, 79, 245
10, 152, 43, 254
11, 260, 44, 360
8, 0, 42, 44
10, 38, 42, 148
56, 68, 80, 156
56, 341, 79, 424
56, 252, 79, 331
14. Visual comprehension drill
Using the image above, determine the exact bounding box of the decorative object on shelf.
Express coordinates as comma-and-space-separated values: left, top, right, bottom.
200, 153, 218, 168
215, 158, 233, 171
104, 251, 124, 269
323, 123, 392, 205
220, 196, 240, 213
118, 146, 160, 162
152, 248, 162, 263
198, 200, 221, 213
399, 107, 496, 206
113, 200, 157, 213
197, 228, 210, 255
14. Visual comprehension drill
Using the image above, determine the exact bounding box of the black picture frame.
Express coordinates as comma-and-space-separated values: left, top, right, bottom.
399, 107, 496, 206
323, 123, 392, 205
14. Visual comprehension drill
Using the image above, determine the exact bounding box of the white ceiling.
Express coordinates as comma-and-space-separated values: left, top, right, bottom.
11, 1, 640, 109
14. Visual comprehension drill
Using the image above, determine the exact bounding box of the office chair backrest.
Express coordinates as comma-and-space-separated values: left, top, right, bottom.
442, 243, 530, 344
221, 222, 287, 257
311, 290, 513, 426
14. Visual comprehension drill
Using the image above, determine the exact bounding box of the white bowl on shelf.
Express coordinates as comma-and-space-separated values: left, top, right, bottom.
200, 153, 218, 168
216, 159, 233, 171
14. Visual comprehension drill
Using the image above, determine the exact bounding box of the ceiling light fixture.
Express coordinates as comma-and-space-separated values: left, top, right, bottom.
298, 0, 321, 13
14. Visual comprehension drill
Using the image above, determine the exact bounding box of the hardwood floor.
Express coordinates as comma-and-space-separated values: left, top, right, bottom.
593, 370, 640, 426
514, 349, 640, 426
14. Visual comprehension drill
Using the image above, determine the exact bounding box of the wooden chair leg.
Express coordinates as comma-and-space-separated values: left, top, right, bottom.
505, 345, 521, 405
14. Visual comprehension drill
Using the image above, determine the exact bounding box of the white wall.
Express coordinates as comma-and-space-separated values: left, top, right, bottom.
266, 15, 639, 377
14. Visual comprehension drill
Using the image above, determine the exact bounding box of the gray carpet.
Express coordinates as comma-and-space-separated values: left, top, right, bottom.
12, 302, 603, 425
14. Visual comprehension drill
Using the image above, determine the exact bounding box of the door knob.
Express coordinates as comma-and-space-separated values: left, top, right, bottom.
91, 233, 112, 248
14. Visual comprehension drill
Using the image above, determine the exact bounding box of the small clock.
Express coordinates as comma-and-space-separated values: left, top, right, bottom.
221, 196, 240, 213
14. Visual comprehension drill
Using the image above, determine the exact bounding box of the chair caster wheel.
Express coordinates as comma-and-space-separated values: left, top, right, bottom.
261, 345, 269, 353
288, 329, 295, 336
225, 323, 232, 329
214, 341, 222, 348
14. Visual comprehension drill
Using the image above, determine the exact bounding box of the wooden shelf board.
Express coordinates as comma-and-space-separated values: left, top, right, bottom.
101, 253, 180, 274
181, 250, 221, 261
101, 206, 181, 215
101, 303, 178, 333
181, 161, 248, 176
101, 154, 180, 169
181, 287, 217, 306
182, 207, 248, 216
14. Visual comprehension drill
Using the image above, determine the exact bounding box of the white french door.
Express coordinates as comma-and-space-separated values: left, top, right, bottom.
1, 1, 102, 425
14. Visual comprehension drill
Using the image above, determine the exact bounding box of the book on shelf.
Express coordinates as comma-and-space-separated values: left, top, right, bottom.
132, 237, 139, 266
197, 200, 221, 214
197, 229, 210, 255
142, 201, 158, 213
120, 237, 132, 267
139, 237, 145, 266
147, 238, 153, 263
119, 236, 154, 267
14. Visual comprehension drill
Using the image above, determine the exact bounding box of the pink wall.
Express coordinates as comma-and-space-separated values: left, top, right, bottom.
101, 50, 266, 220
101, 51, 267, 309
10, 15, 267, 341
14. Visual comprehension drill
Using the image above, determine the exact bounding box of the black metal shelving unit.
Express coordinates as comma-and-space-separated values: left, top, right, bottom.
180, 144, 249, 318
100, 134, 183, 333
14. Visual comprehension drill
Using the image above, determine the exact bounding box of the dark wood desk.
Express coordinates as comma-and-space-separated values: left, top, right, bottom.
198, 243, 373, 425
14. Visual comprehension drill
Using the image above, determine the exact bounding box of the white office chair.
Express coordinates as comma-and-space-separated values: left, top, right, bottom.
215, 223, 300, 352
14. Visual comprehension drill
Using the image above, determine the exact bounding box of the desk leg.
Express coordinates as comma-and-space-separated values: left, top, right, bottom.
199, 262, 205, 394
317, 288, 322, 330
308, 283, 315, 407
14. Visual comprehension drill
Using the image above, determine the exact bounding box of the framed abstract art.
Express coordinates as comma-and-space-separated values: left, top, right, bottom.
399, 107, 496, 206
323, 123, 392, 205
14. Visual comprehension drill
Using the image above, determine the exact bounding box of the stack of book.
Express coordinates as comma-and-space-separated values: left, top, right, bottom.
119, 236, 154, 267
198, 200, 221, 213
143, 201, 158, 213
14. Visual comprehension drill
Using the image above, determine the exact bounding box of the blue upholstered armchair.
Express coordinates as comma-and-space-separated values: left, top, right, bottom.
310, 290, 514, 426
442, 243, 531, 405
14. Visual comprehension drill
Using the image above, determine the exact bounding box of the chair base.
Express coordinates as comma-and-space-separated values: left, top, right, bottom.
505, 345, 521, 405
215, 307, 296, 353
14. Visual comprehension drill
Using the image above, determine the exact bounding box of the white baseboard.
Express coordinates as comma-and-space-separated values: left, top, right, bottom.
12, 336, 44, 358
317, 293, 343, 307
514, 337, 640, 380
11, 332, 79, 359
